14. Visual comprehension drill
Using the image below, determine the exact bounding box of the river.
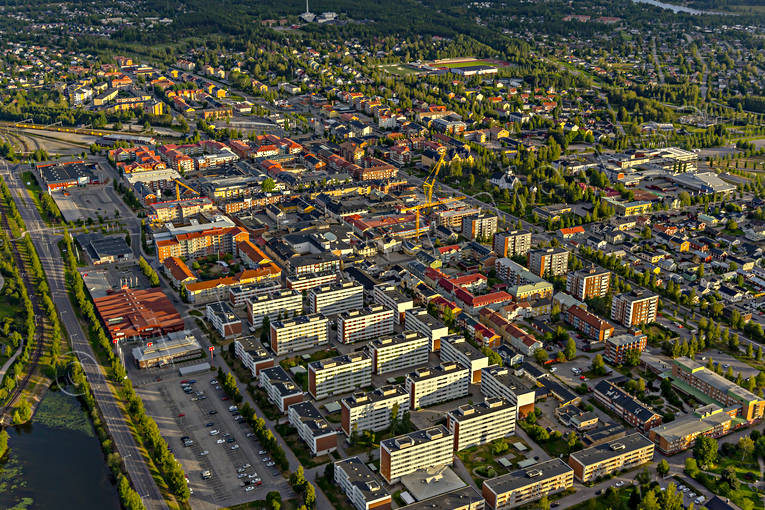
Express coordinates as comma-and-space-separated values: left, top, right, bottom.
631, 0, 728, 15
0, 391, 121, 510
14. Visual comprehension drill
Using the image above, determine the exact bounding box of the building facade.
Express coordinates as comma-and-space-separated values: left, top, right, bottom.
447, 398, 517, 451
493, 230, 532, 258
379, 427, 454, 484
406, 362, 470, 409
308, 351, 372, 400
341, 385, 410, 437
566, 267, 611, 300
308, 281, 365, 316
567, 433, 654, 482
246, 289, 303, 328
527, 248, 569, 277
610, 291, 659, 327
482, 459, 574, 510
270, 314, 329, 355
337, 306, 395, 344
368, 332, 430, 375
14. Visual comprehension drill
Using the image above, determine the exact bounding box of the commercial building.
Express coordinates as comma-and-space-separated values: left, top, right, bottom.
564, 306, 614, 342
205, 301, 242, 338
406, 362, 470, 409
39, 161, 95, 191
337, 306, 395, 344
270, 314, 329, 355
648, 404, 733, 454
604, 333, 648, 364
447, 398, 516, 451
398, 487, 484, 510
234, 337, 274, 378
260, 366, 303, 413
482, 458, 574, 510
246, 289, 303, 328
440, 334, 489, 383
480, 366, 536, 418
341, 385, 410, 436
93, 287, 185, 341
334, 457, 392, 510
566, 267, 611, 300
493, 230, 532, 258
373, 284, 414, 324
74, 233, 134, 265
495, 258, 553, 300
308, 281, 364, 316
368, 331, 430, 375
671, 357, 765, 421
568, 433, 654, 482
527, 248, 569, 277
610, 291, 659, 327
462, 214, 498, 241
405, 307, 449, 351
186, 268, 280, 305
593, 380, 662, 432
308, 351, 372, 400
288, 401, 337, 456
380, 426, 454, 484
131, 330, 202, 368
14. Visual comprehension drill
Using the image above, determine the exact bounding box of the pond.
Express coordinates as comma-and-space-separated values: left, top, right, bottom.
0, 390, 121, 510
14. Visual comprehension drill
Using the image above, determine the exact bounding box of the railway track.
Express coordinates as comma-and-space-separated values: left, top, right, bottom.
0, 200, 46, 422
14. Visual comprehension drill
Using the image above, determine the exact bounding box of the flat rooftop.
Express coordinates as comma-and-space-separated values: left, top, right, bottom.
569, 433, 653, 467
381, 426, 449, 453
335, 457, 389, 504
448, 397, 514, 422
369, 331, 428, 349
400, 467, 467, 503
343, 385, 407, 409
484, 458, 573, 494
399, 487, 482, 509
408, 362, 468, 382
649, 412, 732, 443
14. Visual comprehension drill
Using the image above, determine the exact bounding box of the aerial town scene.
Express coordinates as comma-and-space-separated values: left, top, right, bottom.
2, 1, 765, 510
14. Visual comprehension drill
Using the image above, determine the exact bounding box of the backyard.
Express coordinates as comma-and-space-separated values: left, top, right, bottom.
456, 436, 531, 486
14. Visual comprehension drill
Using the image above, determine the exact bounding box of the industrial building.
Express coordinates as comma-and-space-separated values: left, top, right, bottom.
94, 287, 185, 341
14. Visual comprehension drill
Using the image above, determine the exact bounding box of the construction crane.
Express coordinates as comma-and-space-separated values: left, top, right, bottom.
175, 179, 200, 201
401, 152, 465, 239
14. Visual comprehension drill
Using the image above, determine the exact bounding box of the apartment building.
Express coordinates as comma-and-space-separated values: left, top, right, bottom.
154, 216, 248, 263
406, 362, 470, 409
568, 433, 654, 482
234, 337, 274, 378
593, 380, 662, 432
610, 291, 659, 327
186, 268, 277, 305
374, 285, 414, 324
648, 404, 732, 454
259, 366, 303, 413
563, 306, 614, 342
527, 248, 569, 277
341, 385, 410, 436
205, 301, 242, 338
447, 398, 516, 451
368, 331, 430, 375
380, 426, 454, 484
286, 271, 339, 292
405, 307, 449, 350
246, 289, 303, 328
440, 334, 489, 383
270, 314, 328, 355
566, 267, 611, 300
288, 401, 337, 456
337, 306, 395, 344
308, 351, 372, 400
493, 230, 532, 258
398, 487, 484, 510
604, 333, 648, 364
482, 459, 574, 510
480, 366, 536, 418
334, 457, 392, 510
462, 214, 498, 241
308, 281, 364, 315
671, 357, 765, 421
228, 280, 281, 307
495, 258, 553, 300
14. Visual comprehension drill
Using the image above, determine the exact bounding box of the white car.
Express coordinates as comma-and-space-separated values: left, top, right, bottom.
265, 461, 275, 467
209, 430, 219, 436
695, 497, 705, 504
231, 444, 240, 450
216, 438, 226, 444
550, 367, 557, 372
614, 481, 624, 488
199, 450, 209, 456
245, 486, 254, 492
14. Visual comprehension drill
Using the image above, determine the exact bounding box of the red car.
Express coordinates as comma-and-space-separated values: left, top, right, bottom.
579, 375, 586, 380
178, 413, 185, 417
222, 396, 230, 401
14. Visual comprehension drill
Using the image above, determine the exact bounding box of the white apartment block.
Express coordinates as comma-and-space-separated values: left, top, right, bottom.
447, 397, 517, 451
440, 334, 489, 384
341, 385, 410, 437
246, 289, 303, 328
337, 305, 395, 344
308, 351, 372, 400
380, 426, 454, 484
406, 361, 470, 409
373, 284, 414, 324
480, 366, 537, 418
368, 331, 430, 375
405, 307, 449, 351
270, 313, 328, 355
308, 281, 364, 316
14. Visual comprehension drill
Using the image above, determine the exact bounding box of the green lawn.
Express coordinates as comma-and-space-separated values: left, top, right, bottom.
456, 438, 526, 486
566, 486, 635, 510
438, 59, 497, 68
380, 64, 422, 76
274, 423, 331, 469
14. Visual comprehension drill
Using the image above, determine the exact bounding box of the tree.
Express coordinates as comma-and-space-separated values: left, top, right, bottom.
624, 349, 641, 367
261, 316, 270, 344
564, 337, 576, 360
721, 466, 739, 491
538, 495, 550, 510
262, 178, 276, 192
0, 429, 8, 459
591, 354, 606, 375
657, 459, 670, 477
638, 490, 660, 510
636, 468, 651, 486
567, 431, 577, 451
739, 436, 755, 460
693, 436, 718, 469
534, 348, 548, 364
684, 457, 699, 477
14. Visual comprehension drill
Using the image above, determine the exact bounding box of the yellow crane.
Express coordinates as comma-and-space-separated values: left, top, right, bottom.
175, 179, 200, 201
401, 153, 465, 239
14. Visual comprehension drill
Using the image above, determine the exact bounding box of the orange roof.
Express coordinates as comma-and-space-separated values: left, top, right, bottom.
163, 256, 196, 282
238, 240, 270, 265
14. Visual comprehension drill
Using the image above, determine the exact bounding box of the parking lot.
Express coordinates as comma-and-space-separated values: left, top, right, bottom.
134, 369, 289, 510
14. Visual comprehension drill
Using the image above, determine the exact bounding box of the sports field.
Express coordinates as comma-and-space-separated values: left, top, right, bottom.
438, 59, 498, 68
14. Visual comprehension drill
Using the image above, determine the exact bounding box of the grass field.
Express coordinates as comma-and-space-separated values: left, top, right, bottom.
380, 63, 422, 76
438, 59, 497, 68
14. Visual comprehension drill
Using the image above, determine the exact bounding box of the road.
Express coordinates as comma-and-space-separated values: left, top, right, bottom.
652, 38, 665, 84
1, 161, 168, 510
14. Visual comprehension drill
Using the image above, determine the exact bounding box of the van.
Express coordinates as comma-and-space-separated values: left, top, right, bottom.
201, 470, 212, 480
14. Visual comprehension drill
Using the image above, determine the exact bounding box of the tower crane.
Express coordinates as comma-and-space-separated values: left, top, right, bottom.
174, 179, 200, 201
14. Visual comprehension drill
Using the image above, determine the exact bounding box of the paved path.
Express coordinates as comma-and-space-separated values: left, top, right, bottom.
2, 160, 168, 510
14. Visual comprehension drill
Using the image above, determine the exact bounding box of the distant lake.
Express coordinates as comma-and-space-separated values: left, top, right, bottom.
631, 0, 727, 14
0, 391, 120, 510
